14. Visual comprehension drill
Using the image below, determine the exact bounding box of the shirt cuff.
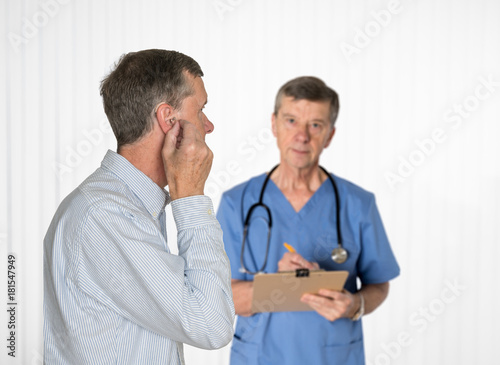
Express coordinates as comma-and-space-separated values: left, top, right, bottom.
170, 195, 218, 231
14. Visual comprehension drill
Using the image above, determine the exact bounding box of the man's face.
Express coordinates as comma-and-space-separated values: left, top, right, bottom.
175, 73, 214, 138
272, 96, 335, 171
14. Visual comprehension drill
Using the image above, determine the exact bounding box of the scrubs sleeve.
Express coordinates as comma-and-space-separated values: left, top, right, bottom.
357, 194, 400, 284
217, 192, 246, 280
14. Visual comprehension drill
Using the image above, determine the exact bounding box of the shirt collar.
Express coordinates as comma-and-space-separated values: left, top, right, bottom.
101, 150, 170, 219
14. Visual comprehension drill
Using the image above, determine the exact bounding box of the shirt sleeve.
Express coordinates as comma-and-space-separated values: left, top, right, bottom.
216, 192, 247, 281
357, 194, 400, 284
73, 195, 235, 350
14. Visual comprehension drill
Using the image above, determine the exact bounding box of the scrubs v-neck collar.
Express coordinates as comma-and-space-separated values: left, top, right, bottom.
266, 177, 331, 222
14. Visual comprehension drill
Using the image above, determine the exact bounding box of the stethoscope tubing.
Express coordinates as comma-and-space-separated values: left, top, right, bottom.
240, 165, 344, 275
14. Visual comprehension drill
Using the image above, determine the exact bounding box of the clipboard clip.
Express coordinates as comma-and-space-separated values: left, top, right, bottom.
295, 268, 310, 277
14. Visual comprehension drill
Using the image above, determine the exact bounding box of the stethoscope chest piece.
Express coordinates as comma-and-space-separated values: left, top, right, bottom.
331, 246, 348, 264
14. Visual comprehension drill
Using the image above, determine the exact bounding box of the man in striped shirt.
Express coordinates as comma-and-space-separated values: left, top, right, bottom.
44, 50, 235, 364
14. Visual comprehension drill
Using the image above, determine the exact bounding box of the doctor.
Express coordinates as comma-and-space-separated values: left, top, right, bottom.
217, 76, 400, 365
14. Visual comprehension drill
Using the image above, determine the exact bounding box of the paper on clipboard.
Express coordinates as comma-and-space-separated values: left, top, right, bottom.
251, 270, 349, 313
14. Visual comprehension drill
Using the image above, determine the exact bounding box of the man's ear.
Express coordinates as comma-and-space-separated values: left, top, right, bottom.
324, 126, 336, 148
155, 103, 176, 133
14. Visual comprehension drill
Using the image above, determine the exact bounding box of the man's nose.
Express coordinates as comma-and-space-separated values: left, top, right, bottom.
295, 124, 310, 142
204, 113, 214, 134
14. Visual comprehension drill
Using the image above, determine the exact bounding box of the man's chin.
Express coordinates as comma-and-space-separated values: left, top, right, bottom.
283, 158, 318, 171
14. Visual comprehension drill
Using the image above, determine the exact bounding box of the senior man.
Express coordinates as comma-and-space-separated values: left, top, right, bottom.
217, 76, 399, 365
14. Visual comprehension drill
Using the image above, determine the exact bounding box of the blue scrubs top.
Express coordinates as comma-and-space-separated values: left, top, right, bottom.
217, 172, 400, 365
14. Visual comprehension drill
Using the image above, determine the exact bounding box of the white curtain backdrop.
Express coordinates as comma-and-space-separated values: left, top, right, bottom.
1, 0, 499, 364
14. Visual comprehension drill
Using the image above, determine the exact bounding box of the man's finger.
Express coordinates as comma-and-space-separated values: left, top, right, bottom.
301, 293, 344, 322
163, 120, 181, 156
318, 289, 340, 299
285, 252, 316, 270
177, 119, 198, 140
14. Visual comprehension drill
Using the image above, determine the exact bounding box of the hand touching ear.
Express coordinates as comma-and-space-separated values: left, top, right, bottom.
161, 119, 213, 200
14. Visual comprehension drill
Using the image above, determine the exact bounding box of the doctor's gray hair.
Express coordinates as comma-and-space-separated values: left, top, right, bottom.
273, 76, 340, 127
100, 49, 203, 148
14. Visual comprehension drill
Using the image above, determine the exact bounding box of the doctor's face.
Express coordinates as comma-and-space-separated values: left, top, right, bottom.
272, 97, 335, 171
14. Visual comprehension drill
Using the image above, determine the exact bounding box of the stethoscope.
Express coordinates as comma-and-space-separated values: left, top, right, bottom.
240, 165, 348, 275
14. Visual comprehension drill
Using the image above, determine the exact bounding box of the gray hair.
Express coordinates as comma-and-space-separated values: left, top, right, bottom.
274, 76, 340, 127
100, 49, 203, 148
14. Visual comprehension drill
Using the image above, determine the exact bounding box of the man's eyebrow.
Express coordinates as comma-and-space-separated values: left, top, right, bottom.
282, 113, 326, 123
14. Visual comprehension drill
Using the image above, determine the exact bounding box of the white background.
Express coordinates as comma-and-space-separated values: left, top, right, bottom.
1, 0, 499, 364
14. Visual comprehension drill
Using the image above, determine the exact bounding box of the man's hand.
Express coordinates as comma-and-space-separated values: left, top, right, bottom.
277, 252, 320, 272
301, 289, 359, 322
162, 119, 213, 200
231, 279, 254, 317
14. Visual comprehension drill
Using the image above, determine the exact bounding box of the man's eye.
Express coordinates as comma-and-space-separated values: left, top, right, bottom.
286, 118, 295, 124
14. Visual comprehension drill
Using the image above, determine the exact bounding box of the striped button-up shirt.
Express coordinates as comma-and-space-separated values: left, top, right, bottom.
44, 150, 235, 364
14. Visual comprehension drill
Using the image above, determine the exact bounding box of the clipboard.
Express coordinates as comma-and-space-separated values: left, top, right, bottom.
251, 269, 349, 313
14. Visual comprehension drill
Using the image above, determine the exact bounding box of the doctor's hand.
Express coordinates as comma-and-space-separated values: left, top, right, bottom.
277, 252, 320, 272
300, 289, 360, 322
162, 119, 213, 200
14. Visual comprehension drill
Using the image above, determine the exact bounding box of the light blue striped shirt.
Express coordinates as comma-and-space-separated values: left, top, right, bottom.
44, 150, 235, 364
